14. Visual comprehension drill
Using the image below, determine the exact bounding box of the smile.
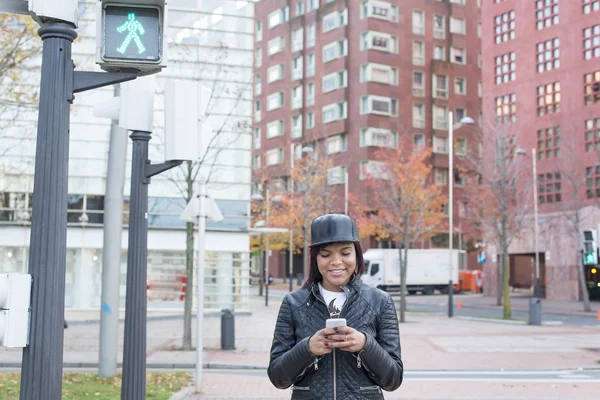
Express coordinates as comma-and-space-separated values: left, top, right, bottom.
329, 269, 346, 276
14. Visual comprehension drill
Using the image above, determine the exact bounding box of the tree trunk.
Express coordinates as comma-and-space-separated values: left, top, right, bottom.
575, 213, 592, 312
496, 254, 503, 306
258, 236, 264, 296
502, 244, 511, 319
182, 221, 194, 350
398, 241, 409, 323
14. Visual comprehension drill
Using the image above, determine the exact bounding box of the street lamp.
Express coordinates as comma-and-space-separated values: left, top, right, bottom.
448, 112, 474, 318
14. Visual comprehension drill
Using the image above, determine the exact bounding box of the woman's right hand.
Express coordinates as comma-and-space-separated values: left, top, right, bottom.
308, 328, 336, 356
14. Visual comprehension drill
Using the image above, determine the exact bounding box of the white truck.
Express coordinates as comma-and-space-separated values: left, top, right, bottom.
361, 248, 465, 295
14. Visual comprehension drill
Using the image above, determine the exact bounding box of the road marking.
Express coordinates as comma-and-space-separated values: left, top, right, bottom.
558, 374, 591, 379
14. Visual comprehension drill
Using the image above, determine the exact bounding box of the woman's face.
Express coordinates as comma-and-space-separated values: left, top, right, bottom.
316, 242, 357, 292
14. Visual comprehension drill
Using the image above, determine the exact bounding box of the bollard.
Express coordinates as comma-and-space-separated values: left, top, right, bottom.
221, 309, 236, 350
528, 298, 542, 326
296, 273, 304, 287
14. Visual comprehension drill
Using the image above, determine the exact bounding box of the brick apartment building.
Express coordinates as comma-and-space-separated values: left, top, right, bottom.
481, 0, 600, 300
252, 0, 482, 279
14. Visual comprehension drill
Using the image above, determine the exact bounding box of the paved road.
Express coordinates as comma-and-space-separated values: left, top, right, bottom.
259, 288, 600, 327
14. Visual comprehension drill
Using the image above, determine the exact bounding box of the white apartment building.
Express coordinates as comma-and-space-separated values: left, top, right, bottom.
0, 0, 255, 310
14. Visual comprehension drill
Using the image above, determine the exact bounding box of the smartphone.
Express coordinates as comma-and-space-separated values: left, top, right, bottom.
325, 318, 347, 329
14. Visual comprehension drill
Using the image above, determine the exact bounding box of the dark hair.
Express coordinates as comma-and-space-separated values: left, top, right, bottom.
302, 242, 365, 289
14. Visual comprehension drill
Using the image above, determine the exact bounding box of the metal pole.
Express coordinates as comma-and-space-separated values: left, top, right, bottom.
99, 84, 127, 377
289, 144, 294, 292
448, 111, 454, 318
195, 183, 207, 391
121, 130, 151, 400
532, 148, 541, 298
20, 21, 77, 400
265, 188, 270, 307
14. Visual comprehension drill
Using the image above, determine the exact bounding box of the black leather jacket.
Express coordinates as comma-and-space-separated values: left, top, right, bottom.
267, 277, 403, 399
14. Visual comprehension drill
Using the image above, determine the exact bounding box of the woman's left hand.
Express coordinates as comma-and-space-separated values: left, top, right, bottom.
326, 326, 366, 353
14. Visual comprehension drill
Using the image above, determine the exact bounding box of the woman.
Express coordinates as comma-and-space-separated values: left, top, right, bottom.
267, 213, 403, 399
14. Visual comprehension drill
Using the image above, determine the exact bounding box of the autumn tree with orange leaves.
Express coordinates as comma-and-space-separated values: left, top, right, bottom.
355, 146, 446, 323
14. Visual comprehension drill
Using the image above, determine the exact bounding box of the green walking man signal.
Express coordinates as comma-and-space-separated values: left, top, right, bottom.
116, 13, 147, 55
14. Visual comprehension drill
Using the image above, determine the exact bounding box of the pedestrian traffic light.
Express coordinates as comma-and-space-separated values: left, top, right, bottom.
96, 0, 168, 74
0, 273, 32, 348
582, 230, 597, 265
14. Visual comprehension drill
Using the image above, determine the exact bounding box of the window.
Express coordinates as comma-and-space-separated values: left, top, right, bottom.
585, 118, 600, 152
413, 103, 425, 128
266, 92, 284, 111
306, 83, 315, 106
478, 52, 482, 68
254, 101, 261, 122
360, 161, 388, 180
267, 120, 284, 139
360, 128, 398, 148
450, 0, 466, 4
361, 63, 398, 85
266, 148, 283, 166
412, 10, 425, 35
455, 77, 466, 95
433, 135, 448, 154
256, 21, 263, 42
413, 133, 425, 149
586, 165, 600, 199
292, 27, 304, 52
433, 74, 448, 99
323, 9, 348, 32
583, 0, 600, 14
253, 128, 261, 149
455, 108, 466, 122
255, 48, 262, 67
292, 86, 303, 109
535, 0, 559, 30
323, 70, 348, 93
254, 75, 262, 96
413, 40, 425, 65
327, 134, 347, 154
537, 126, 560, 160
306, 112, 315, 129
268, 36, 285, 55
362, 31, 398, 53
449, 17, 466, 35
268, 7, 289, 28
495, 93, 517, 123
306, 53, 315, 77
433, 104, 448, 130
361, 0, 398, 22
267, 64, 284, 83
433, 45, 445, 61
584, 70, 600, 105
495, 52, 516, 84
434, 168, 448, 185
360, 95, 398, 116
536, 82, 560, 116
295, 1, 305, 16
538, 172, 562, 204
327, 166, 346, 185
478, 22, 481, 38
537, 38, 560, 73
494, 11, 515, 43
433, 15, 445, 39
583, 25, 600, 60
323, 39, 348, 62
451, 47, 466, 64
253, 154, 261, 170
322, 101, 348, 123
307, 24, 316, 48
307, 0, 319, 12
478, 81, 482, 97
413, 71, 425, 96
456, 137, 467, 156
292, 56, 303, 80
291, 114, 303, 138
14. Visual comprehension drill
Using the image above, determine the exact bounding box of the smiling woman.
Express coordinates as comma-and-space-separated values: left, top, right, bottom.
267, 213, 403, 400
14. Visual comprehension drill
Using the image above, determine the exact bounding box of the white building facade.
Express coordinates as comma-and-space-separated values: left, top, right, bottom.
0, 0, 255, 310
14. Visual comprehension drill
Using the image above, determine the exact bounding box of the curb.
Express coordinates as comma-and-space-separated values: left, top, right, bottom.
0, 362, 266, 370
456, 316, 565, 326
168, 385, 194, 400
66, 311, 253, 326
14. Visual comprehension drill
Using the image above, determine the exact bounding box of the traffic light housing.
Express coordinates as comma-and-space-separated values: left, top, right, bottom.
0, 273, 32, 348
582, 230, 597, 265
96, 0, 168, 74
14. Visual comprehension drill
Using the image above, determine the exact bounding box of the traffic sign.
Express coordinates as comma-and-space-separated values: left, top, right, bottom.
477, 252, 486, 264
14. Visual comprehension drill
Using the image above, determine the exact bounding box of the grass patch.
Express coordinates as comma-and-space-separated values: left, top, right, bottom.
0, 372, 190, 400
479, 315, 526, 322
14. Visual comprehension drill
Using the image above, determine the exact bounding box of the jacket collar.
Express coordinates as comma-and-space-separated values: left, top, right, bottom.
306, 275, 362, 306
